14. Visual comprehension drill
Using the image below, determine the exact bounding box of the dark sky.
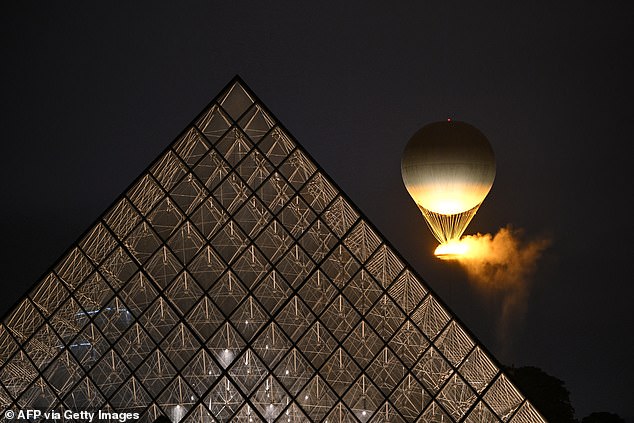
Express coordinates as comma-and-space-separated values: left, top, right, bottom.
2, 1, 633, 420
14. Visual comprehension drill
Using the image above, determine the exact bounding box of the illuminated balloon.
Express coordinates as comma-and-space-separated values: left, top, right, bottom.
401, 120, 495, 244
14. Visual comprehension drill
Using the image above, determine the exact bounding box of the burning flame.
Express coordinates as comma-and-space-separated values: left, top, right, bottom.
433, 227, 550, 277
433, 235, 492, 260
434, 239, 469, 259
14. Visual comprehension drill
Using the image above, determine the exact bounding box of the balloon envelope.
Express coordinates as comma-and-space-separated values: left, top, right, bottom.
401, 121, 496, 215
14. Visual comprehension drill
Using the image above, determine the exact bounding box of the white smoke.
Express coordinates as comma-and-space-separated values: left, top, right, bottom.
454, 225, 551, 353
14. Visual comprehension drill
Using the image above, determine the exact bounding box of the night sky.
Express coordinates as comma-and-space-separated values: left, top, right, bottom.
2, 2, 633, 420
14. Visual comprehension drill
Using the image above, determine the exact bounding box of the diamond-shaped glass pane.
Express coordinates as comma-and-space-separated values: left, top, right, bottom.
258, 128, 295, 166
205, 376, 243, 421
173, 127, 210, 167
321, 347, 361, 397
196, 104, 232, 143
296, 321, 336, 370
238, 104, 275, 143
390, 374, 430, 421
219, 82, 254, 120
484, 374, 524, 421
194, 149, 232, 192
251, 323, 291, 369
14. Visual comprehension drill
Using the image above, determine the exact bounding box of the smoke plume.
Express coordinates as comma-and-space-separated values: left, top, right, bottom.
454, 226, 550, 353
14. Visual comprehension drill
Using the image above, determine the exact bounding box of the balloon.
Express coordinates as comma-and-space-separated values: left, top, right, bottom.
401, 120, 495, 243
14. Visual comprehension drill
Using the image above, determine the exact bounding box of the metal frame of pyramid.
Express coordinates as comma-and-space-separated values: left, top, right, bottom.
0, 77, 546, 422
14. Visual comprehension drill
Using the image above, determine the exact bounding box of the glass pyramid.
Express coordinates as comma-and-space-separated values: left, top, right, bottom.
0, 77, 546, 422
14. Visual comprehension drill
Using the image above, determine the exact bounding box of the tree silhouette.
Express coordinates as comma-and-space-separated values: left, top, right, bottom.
505, 365, 576, 423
